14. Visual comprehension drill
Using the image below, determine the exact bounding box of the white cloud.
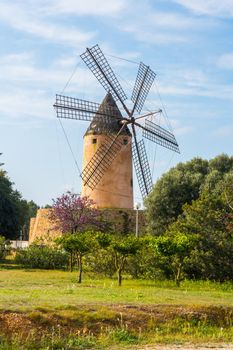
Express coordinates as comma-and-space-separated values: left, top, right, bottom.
0, 2, 95, 47
117, 2, 213, 45
0, 90, 53, 121
44, 0, 126, 16
121, 24, 187, 44
152, 68, 233, 101
173, 0, 233, 17
170, 119, 194, 136
158, 82, 233, 101
217, 53, 233, 69
0, 50, 113, 123
148, 11, 207, 29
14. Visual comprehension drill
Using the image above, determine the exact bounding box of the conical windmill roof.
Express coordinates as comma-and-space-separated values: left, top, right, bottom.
85, 92, 131, 136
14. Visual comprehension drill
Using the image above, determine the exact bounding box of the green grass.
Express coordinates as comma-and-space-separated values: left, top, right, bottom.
1, 269, 233, 311
0, 268, 233, 348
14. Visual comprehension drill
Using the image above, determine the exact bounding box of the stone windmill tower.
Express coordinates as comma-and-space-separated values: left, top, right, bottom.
54, 45, 179, 210
81, 92, 133, 209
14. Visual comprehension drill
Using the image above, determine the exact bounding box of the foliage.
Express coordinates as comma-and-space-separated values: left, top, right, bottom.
0, 235, 10, 260
145, 154, 233, 235
84, 233, 115, 277
145, 157, 209, 234
0, 169, 39, 240
15, 245, 69, 269
169, 191, 233, 281
50, 192, 102, 234
111, 235, 142, 286
0, 170, 22, 239
56, 231, 97, 282
152, 232, 198, 286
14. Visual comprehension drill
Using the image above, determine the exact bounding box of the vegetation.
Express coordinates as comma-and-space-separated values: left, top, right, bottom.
15, 244, 69, 269
1, 153, 233, 347
0, 168, 39, 240
110, 235, 142, 286
145, 154, 233, 234
0, 269, 233, 348
56, 231, 97, 282
49, 192, 102, 233
0, 235, 10, 260
152, 233, 198, 287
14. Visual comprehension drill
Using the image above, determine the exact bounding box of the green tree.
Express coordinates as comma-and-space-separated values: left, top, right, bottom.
0, 170, 21, 239
0, 235, 9, 260
170, 192, 233, 281
208, 153, 233, 174
152, 233, 197, 286
145, 157, 209, 235
111, 236, 142, 286
0, 169, 39, 240
56, 231, 96, 283
145, 154, 233, 236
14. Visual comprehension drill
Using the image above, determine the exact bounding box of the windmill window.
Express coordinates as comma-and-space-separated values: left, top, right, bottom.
92, 138, 97, 144
123, 139, 128, 145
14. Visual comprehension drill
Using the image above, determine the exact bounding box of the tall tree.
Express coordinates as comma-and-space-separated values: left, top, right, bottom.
145, 157, 209, 235
0, 169, 39, 240
145, 154, 233, 235
169, 192, 233, 281
0, 170, 21, 239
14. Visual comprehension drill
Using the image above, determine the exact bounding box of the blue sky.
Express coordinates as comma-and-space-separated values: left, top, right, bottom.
0, 0, 233, 206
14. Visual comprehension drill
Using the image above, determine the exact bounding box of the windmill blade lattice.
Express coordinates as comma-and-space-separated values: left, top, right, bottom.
81, 45, 128, 105
54, 94, 121, 125
142, 119, 180, 153
131, 62, 156, 114
81, 133, 127, 190
132, 139, 153, 199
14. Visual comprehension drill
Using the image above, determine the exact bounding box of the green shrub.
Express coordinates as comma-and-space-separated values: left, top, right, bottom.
15, 245, 69, 269
0, 235, 10, 261
84, 249, 116, 277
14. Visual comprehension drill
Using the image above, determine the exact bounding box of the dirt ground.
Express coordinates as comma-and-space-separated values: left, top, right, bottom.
131, 345, 233, 350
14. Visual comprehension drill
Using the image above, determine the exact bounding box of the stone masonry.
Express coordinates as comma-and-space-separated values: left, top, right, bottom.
29, 208, 146, 244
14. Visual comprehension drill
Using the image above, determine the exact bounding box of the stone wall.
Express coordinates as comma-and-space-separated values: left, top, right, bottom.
29, 209, 61, 244
29, 208, 146, 244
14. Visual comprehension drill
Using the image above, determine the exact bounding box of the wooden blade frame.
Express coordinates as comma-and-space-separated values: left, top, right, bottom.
54, 94, 120, 125
132, 125, 153, 199
131, 62, 156, 114
81, 125, 128, 190
141, 119, 180, 153
81, 45, 128, 111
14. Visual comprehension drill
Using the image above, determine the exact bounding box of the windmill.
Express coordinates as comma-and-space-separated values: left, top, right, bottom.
54, 44, 179, 209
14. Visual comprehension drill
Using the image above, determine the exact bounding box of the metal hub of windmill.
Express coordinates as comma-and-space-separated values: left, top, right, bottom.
54, 44, 180, 200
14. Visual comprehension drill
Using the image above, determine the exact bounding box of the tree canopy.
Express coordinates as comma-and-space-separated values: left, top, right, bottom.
0, 169, 39, 240
145, 154, 233, 235
50, 192, 102, 234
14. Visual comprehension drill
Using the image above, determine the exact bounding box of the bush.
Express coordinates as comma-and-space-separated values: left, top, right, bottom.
84, 248, 116, 277
0, 235, 10, 261
15, 245, 69, 269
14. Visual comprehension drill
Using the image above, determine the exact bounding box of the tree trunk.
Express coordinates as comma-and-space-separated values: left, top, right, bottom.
70, 252, 74, 272
175, 263, 182, 287
118, 268, 122, 286
78, 255, 82, 283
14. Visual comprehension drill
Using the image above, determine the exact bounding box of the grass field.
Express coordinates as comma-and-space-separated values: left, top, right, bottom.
0, 267, 233, 349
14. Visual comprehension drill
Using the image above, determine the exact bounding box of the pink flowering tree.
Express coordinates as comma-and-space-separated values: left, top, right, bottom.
49, 192, 102, 234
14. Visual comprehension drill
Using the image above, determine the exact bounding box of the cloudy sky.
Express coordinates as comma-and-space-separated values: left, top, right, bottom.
1, 0, 233, 206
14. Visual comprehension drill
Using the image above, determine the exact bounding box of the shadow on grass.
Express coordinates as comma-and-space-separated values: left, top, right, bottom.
0, 260, 22, 270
